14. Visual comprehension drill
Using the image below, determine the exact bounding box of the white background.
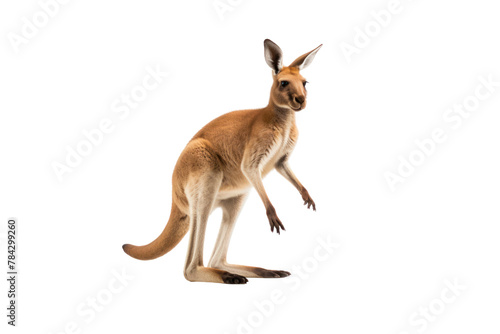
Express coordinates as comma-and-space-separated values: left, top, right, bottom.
1, 0, 500, 333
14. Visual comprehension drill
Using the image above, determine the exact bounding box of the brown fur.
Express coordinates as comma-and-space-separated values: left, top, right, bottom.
123, 39, 322, 284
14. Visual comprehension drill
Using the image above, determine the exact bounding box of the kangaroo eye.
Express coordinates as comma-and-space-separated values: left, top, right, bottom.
280, 81, 289, 87
303, 81, 308, 87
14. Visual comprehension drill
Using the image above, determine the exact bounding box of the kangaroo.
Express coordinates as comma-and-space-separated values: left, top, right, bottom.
123, 39, 322, 284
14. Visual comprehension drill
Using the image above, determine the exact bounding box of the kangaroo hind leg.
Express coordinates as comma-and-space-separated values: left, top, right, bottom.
208, 194, 290, 279
183, 170, 247, 284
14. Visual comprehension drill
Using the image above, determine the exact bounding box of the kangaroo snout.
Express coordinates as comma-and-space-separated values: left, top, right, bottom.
291, 95, 306, 111
294, 96, 305, 104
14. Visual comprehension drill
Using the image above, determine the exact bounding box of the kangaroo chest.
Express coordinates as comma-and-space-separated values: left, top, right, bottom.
261, 124, 295, 176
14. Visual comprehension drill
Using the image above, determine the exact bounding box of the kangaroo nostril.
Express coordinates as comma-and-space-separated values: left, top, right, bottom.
294, 96, 305, 104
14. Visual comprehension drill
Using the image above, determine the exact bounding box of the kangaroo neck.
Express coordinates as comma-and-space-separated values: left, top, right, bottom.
265, 100, 296, 126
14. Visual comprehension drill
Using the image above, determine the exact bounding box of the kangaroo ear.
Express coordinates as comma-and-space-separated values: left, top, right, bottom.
264, 39, 283, 74
289, 44, 323, 71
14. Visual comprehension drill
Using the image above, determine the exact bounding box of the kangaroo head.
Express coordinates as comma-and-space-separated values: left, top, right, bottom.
264, 39, 322, 112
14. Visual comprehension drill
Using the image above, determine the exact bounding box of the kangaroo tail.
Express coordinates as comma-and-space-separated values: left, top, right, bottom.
122, 203, 189, 260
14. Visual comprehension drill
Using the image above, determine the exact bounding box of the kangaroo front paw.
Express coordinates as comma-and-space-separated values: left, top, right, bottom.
301, 187, 316, 211
266, 205, 285, 234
